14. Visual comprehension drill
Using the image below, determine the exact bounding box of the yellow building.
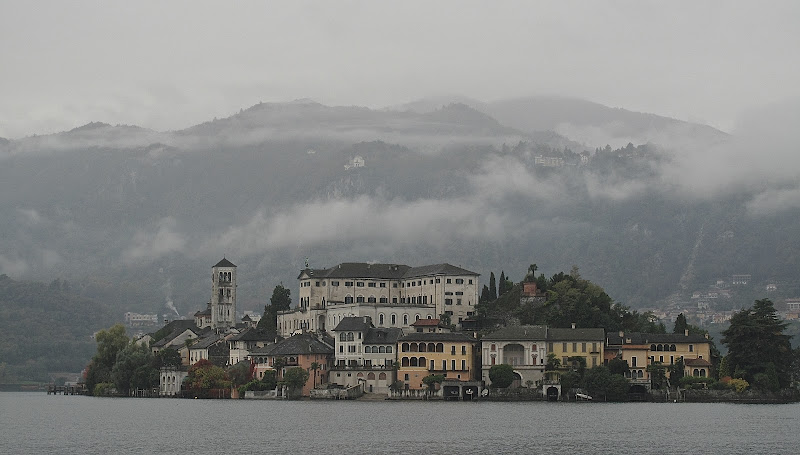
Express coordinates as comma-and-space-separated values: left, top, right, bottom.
547, 326, 605, 369
397, 332, 477, 391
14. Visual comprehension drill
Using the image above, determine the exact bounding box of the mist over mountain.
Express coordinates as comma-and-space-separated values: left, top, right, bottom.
1, 96, 798, 320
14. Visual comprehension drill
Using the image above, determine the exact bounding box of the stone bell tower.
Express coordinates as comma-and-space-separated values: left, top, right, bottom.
211, 258, 237, 331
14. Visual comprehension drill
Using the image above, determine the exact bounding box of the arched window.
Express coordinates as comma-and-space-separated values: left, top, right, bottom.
436, 343, 444, 352
391, 314, 396, 325
378, 346, 386, 353
670, 344, 677, 351
419, 343, 427, 352
364, 346, 371, 353
427, 315, 432, 319
638, 370, 644, 378
693, 369, 700, 377
379, 314, 385, 325
340, 333, 347, 342
368, 296, 376, 303
345, 295, 353, 304
347, 332, 354, 341
402, 357, 409, 367
387, 346, 392, 353
699, 369, 706, 377
428, 343, 436, 352
402, 343, 409, 352
650, 344, 657, 351
379, 372, 387, 380
356, 295, 365, 303
419, 357, 426, 367
415, 314, 420, 321
367, 372, 375, 380
403, 314, 409, 325
410, 357, 418, 367
410, 343, 418, 352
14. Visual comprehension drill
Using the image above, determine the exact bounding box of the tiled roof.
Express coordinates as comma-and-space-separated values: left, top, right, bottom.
399, 332, 477, 342
194, 308, 211, 316
190, 335, 223, 350
607, 332, 710, 345
403, 263, 479, 278
297, 262, 479, 280
332, 316, 373, 332
228, 328, 281, 342
264, 333, 334, 356
547, 327, 605, 341
483, 325, 548, 341
411, 318, 440, 327
684, 358, 712, 367
363, 327, 404, 344
214, 257, 237, 268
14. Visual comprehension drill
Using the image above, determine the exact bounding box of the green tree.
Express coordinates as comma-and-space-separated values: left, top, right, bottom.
567, 356, 587, 379
489, 272, 497, 300
422, 374, 445, 395
670, 358, 685, 384
282, 366, 309, 398
153, 348, 181, 369
185, 359, 229, 391
488, 364, 515, 388
525, 264, 538, 281
607, 357, 629, 376
260, 370, 277, 390
499, 271, 507, 296
273, 357, 286, 379
718, 355, 731, 379
111, 341, 157, 395
85, 324, 129, 395
646, 362, 667, 389
227, 361, 253, 388
310, 362, 321, 389
673, 313, 688, 334
545, 353, 561, 371
480, 285, 493, 304
722, 298, 793, 388
559, 370, 581, 391
271, 284, 292, 311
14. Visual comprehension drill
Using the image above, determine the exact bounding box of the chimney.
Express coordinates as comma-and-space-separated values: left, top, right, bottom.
704, 333, 709, 339
618, 330, 624, 338
685, 329, 689, 336
571, 323, 576, 329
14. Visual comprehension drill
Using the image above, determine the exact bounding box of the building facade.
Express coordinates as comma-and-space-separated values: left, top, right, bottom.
210, 258, 237, 330
397, 332, 477, 391
277, 262, 479, 336
481, 325, 548, 387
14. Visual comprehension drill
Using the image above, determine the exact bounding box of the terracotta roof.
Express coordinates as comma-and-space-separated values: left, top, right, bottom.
399, 332, 477, 342
214, 257, 236, 268
411, 318, 440, 327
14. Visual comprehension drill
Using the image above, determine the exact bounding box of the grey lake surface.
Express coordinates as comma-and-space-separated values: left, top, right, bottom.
2, 392, 800, 454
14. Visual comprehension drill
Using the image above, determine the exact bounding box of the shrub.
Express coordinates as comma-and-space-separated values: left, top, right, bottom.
729, 378, 749, 393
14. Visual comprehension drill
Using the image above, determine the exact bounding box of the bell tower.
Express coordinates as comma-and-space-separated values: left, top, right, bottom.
211, 258, 237, 331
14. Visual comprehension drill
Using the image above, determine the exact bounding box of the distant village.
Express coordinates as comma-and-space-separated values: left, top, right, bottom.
122, 258, 733, 401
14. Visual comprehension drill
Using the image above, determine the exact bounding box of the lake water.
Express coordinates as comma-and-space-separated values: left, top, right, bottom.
2, 392, 799, 454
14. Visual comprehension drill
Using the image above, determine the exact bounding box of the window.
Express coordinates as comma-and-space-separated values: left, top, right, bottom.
631, 357, 637, 367
689, 345, 694, 352
403, 314, 409, 325
331, 281, 339, 286
446, 279, 452, 284
461, 345, 467, 355
315, 281, 320, 287
451, 346, 456, 355
391, 314, 396, 325
442, 360, 447, 371
491, 344, 496, 351
367, 296, 376, 303
387, 346, 392, 353
670, 356, 674, 364
592, 342, 597, 352
357, 282, 364, 287
404, 374, 409, 381
455, 279, 464, 284
347, 333, 354, 341
548, 343, 554, 352
445, 291, 453, 295
445, 298, 453, 305
364, 346, 371, 353
339, 346, 343, 353
380, 283, 386, 288
461, 359, 466, 370
348, 346, 356, 353
356, 296, 365, 303
452, 360, 456, 371
562, 342, 568, 351
582, 343, 586, 353
368, 282, 376, 287
468, 279, 473, 284
340, 333, 346, 341
393, 283, 398, 288
659, 355, 664, 363
455, 291, 463, 295
457, 299, 462, 305
379, 297, 388, 303
392, 297, 398, 303
345, 281, 353, 287
572, 342, 577, 352
417, 280, 422, 286
436, 279, 441, 283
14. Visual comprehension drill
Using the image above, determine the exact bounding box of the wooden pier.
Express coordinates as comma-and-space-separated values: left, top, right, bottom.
46, 384, 86, 395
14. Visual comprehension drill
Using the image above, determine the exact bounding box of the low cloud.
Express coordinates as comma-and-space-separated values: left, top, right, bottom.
0, 254, 29, 277
122, 217, 187, 264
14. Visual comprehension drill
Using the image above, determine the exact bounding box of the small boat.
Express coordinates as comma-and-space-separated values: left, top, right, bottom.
576, 393, 592, 400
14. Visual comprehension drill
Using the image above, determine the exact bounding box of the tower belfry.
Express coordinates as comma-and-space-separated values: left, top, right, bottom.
211, 257, 237, 331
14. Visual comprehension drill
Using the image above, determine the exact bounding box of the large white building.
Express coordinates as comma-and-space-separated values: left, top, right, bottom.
277, 262, 480, 336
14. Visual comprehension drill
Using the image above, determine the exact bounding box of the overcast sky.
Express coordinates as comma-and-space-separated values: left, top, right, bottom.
1, 0, 798, 139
